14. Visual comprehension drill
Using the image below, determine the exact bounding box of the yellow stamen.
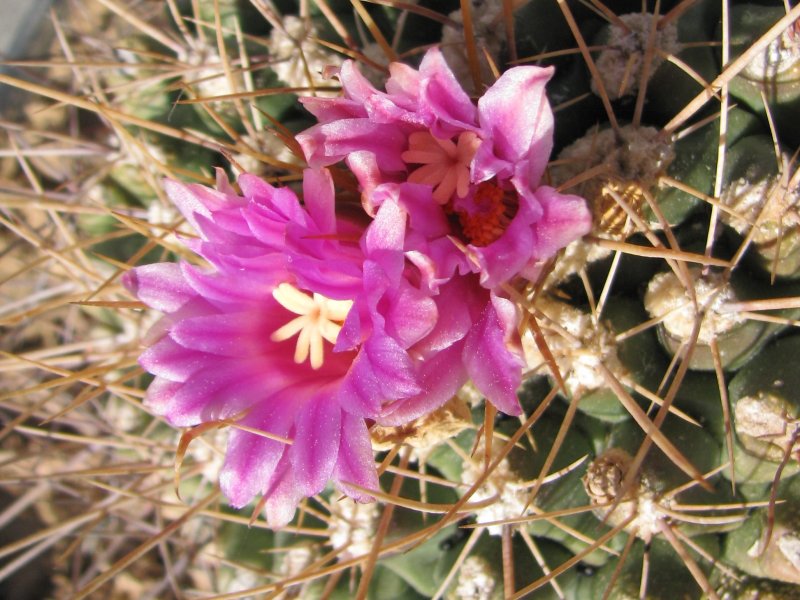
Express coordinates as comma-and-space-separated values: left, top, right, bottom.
271, 283, 353, 369
401, 131, 480, 204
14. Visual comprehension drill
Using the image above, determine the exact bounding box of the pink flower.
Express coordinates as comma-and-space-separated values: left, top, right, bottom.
123, 169, 436, 526
297, 48, 592, 418
298, 48, 591, 285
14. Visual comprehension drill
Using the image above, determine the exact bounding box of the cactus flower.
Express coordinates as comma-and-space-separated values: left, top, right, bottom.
298, 48, 592, 418
298, 47, 591, 288
123, 168, 436, 526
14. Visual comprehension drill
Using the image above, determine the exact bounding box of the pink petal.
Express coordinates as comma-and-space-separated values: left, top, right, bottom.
346, 151, 395, 210
163, 179, 233, 231
476, 66, 555, 187
219, 398, 297, 508
302, 168, 336, 234
143, 376, 182, 416
337, 332, 421, 418
386, 281, 437, 349
373, 182, 449, 238
214, 167, 237, 196
419, 48, 478, 136
139, 336, 208, 382
528, 186, 593, 259
463, 296, 523, 415
297, 120, 408, 172
339, 60, 382, 105
289, 392, 342, 497
412, 277, 474, 354
470, 202, 538, 289
300, 95, 367, 122
287, 253, 364, 299
385, 62, 422, 110
170, 311, 274, 357
339, 350, 379, 402
192, 212, 254, 248
122, 263, 196, 313
180, 262, 272, 306
379, 344, 467, 425
159, 359, 270, 426
207, 206, 252, 237
334, 412, 379, 502
240, 176, 305, 222
264, 462, 304, 527
364, 197, 407, 281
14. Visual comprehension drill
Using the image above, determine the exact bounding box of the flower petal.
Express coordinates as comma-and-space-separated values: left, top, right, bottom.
385, 281, 437, 348
379, 343, 467, 425
180, 262, 273, 307
263, 462, 304, 527
289, 392, 341, 497
154, 358, 270, 426
139, 336, 208, 382
220, 398, 297, 508
419, 48, 478, 136
334, 412, 379, 502
163, 179, 235, 231
364, 196, 407, 281
338, 332, 420, 418
476, 66, 555, 187
170, 311, 274, 357
297, 120, 407, 172
463, 295, 523, 415
302, 168, 336, 234
122, 263, 195, 313
528, 186, 593, 259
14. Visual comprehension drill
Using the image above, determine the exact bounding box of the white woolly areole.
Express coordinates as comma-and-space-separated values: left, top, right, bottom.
584, 450, 671, 541
183, 47, 239, 101
544, 237, 613, 285
268, 16, 341, 96
553, 124, 674, 191
279, 545, 314, 578
451, 556, 496, 600
735, 392, 800, 461
778, 533, 800, 571
743, 24, 800, 80
232, 133, 301, 176
735, 393, 793, 440
188, 428, 228, 483
523, 298, 627, 398
328, 499, 379, 559
592, 12, 681, 100
147, 200, 183, 249
644, 270, 744, 344
441, 0, 506, 92
721, 175, 800, 245
547, 124, 674, 284
461, 451, 528, 536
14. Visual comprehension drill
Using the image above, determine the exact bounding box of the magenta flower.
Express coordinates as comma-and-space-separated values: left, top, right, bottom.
123, 169, 436, 526
298, 48, 591, 287
297, 48, 592, 418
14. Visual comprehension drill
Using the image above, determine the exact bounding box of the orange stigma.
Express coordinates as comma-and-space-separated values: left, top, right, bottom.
454, 182, 517, 247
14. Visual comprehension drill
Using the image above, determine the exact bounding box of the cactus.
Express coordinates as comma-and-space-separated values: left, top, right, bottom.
4, 1, 800, 598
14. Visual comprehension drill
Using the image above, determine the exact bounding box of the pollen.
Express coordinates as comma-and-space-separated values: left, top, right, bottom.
455, 182, 517, 247
270, 283, 353, 370
401, 130, 480, 204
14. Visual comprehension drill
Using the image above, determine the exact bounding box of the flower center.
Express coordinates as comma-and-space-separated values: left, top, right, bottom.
270, 283, 353, 370
401, 131, 480, 204
453, 181, 518, 247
